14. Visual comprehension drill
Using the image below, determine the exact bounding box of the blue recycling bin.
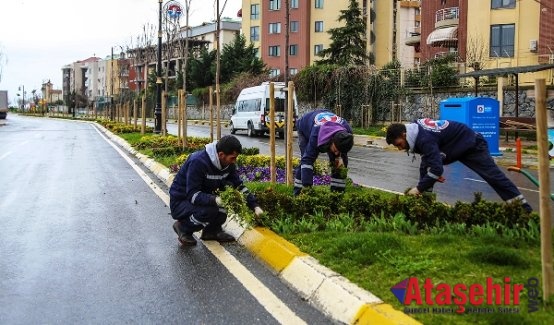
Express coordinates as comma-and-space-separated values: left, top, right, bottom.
439, 97, 501, 156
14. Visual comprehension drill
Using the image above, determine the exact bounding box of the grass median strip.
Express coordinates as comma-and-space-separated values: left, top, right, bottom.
108, 126, 551, 324
284, 231, 553, 325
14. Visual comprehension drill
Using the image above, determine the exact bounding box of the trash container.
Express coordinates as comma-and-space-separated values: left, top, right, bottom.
439, 97, 501, 156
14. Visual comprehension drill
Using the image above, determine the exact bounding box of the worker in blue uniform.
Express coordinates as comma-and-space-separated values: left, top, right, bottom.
169, 135, 264, 246
294, 109, 354, 195
385, 118, 532, 213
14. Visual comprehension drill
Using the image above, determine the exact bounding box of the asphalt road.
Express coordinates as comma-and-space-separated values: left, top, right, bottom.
0, 115, 331, 324
163, 121, 553, 214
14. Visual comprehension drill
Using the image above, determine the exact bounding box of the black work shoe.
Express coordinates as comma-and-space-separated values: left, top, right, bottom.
201, 230, 235, 242
173, 221, 197, 246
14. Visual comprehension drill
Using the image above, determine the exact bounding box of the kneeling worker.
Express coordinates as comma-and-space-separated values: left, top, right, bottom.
386, 118, 532, 213
294, 109, 354, 195
169, 135, 264, 245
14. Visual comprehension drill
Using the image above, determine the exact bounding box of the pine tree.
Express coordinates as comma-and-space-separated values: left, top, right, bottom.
317, 0, 368, 66
220, 34, 266, 83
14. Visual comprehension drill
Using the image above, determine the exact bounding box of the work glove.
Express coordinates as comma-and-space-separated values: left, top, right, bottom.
406, 187, 421, 196
215, 196, 224, 207
254, 207, 264, 217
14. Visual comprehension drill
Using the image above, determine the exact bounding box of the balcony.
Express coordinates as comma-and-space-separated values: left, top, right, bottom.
405, 27, 421, 46
426, 26, 458, 47
435, 7, 459, 28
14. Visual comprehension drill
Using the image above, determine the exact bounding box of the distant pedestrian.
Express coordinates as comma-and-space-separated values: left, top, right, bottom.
169, 135, 264, 246
294, 109, 354, 195
386, 118, 532, 212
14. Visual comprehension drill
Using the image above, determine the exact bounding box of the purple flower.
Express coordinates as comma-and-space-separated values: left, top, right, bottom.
237, 166, 331, 185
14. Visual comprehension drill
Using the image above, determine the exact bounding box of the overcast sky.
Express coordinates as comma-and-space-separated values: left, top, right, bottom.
0, 0, 241, 105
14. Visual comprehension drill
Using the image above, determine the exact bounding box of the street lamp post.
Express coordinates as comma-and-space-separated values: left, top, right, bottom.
17, 85, 26, 111
155, 0, 163, 134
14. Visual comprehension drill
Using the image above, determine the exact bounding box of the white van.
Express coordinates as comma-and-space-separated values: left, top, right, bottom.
230, 82, 298, 138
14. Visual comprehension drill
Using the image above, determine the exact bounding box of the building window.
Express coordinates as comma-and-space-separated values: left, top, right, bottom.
314, 44, 323, 55
291, 0, 299, 8
251, 4, 260, 19
490, 24, 515, 57
290, 44, 298, 56
315, 21, 324, 32
315, 0, 323, 9
491, 0, 516, 9
290, 68, 298, 76
269, 45, 281, 56
290, 21, 299, 32
269, 0, 281, 11
269, 22, 281, 34
269, 69, 281, 77
250, 26, 260, 41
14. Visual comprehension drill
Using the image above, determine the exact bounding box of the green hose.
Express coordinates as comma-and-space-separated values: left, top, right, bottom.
508, 166, 554, 201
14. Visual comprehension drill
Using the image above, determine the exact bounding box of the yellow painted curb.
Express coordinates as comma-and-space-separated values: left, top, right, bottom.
239, 227, 306, 272
353, 304, 421, 325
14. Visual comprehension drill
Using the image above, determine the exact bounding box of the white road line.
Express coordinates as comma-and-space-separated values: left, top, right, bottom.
203, 242, 307, 325
0, 151, 12, 161
464, 177, 486, 183
93, 126, 169, 205
464, 177, 539, 193
94, 125, 305, 325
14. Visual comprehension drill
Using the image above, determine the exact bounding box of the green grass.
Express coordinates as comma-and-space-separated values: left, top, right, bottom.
352, 125, 387, 137
285, 231, 553, 325
119, 133, 181, 167
119, 132, 147, 145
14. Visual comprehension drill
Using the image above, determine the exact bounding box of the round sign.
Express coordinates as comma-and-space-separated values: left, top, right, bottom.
165, 1, 183, 20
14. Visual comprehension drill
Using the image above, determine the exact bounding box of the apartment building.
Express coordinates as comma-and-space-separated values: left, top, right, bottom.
241, 1, 413, 74
130, 18, 240, 93
404, 0, 554, 85
62, 57, 101, 107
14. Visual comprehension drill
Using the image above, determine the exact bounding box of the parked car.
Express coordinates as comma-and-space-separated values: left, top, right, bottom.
230, 82, 298, 138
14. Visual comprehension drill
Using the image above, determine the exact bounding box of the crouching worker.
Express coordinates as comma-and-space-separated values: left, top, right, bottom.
386, 118, 532, 213
169, 135, 264, 246
294, 109, 354, 195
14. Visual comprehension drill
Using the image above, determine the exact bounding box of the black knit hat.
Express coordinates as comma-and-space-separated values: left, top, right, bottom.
332, 131, 354, 153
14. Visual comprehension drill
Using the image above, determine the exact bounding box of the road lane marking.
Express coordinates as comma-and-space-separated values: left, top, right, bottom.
464, 177, 539, 193
203, 241, 307, 325
94, 125, 306, 325
464, 177, 486, 183
0, 151, 11, 161
92, 126, 169, 205
0, 141, 29, 161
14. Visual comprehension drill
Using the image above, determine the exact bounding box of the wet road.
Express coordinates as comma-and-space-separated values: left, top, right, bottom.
163, 121, 552, 213
0, 115, 330, 324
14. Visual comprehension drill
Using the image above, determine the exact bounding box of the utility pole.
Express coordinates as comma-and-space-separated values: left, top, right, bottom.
215, 0, 221, 140
284, 0, 289, 84
155, 0, 164, 134
110, 47, 114, 121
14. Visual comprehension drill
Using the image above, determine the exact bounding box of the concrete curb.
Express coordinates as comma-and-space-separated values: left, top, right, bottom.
94, 123, 420, 325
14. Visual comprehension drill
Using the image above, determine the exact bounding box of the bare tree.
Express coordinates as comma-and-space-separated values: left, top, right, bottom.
175, 0, 192, 148
465, 33, 489, 71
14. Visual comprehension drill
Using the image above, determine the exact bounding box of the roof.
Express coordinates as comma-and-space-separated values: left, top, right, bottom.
458, 63, 554, 78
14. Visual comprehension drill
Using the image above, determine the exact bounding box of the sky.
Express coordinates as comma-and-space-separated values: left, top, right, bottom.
0, 0, 242, 105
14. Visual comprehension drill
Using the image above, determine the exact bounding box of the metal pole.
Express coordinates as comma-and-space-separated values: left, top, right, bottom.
155, 0, 163, 134
286, 81, 294, 186
269, 83, 276, 183
111, 47, 114, 121
215, 0, 221, 140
